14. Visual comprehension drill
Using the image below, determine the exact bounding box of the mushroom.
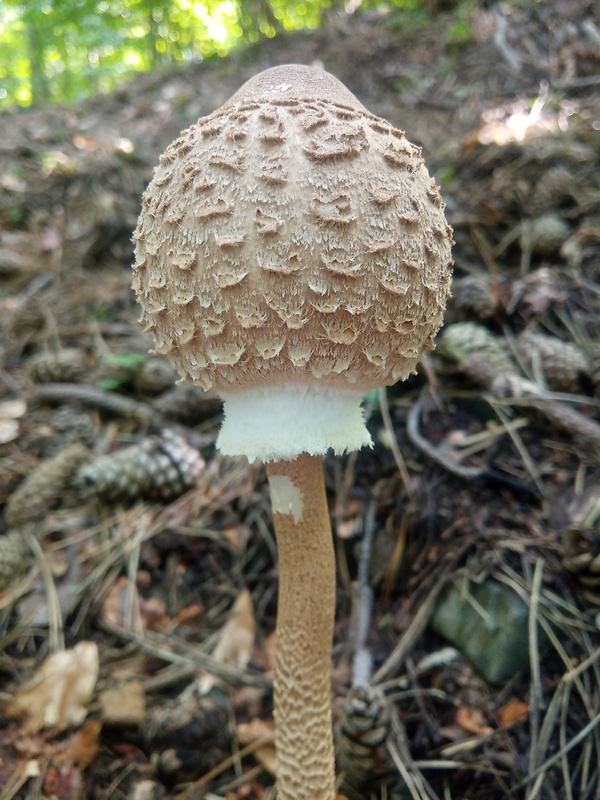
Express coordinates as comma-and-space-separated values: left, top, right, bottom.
133, 64, 453, 800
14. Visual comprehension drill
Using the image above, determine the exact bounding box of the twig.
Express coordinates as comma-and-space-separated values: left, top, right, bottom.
102, 621, 271, 689
351, 499, 377, 687
527, 559, 546, 778
24, 530, 65, 653
374, 534, 473, 685
407, 394, 482, 479
29, 383, 160, 421
493, 9, 523, 72
379, 388, 415, 500
489, 400, 545, 495
459, 355, 600, 456
387, 713, 440, 800
174, 736, 275, 799
511, 712, 600, 795
372, 578, 448, 684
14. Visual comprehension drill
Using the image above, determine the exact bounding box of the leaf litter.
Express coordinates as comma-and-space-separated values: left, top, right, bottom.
0, 3, 599, 798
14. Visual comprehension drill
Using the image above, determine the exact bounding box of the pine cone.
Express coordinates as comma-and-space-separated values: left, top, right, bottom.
145, 692, 230, 782
152, 383, 222, 423
336, 685, 393, 796
51, 407, 98, 449
437, 322, 515, 374
0, 532, 31, 590
586, 343, 600, 391
528, 213, 570, 256
530, 166, 576, 217
5, 444, 90, 529
452, 275, 500, 321
8, 298, 45, 336
26, 348, 86, 383
562, 488, 600, 606
133, 357, 178, 396
77, 431, 204, 503
516, 330, 591, 393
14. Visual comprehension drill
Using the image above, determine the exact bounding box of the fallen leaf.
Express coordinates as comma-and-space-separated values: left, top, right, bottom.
198, 588, 255, 694
65, 720, 102, 768
237, 718, 277, 775
5, 642, 99, 731
455, 706, 493, 737
100, 577, 128, 627
176, 603, 204, 625
102, 574, 171, 631
0, 399, 26, 444
212, 588, 256, 668
100, 677, 145, 726
335, 499, 361, 540
497, 697, 529, 727
0, 419, 19, 444
139, 595, 170, 630
223, 525, 244, 549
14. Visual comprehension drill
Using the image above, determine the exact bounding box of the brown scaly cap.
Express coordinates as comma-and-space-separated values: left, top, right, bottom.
132, 64, 453, 394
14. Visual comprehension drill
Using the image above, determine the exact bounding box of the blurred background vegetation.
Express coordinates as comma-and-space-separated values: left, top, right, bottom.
0, 0, 441, 108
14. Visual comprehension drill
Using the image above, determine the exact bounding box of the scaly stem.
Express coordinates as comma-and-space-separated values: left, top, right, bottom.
266, 454, 336, 800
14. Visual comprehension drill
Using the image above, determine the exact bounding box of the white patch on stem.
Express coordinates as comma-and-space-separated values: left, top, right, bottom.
268, 475, 304, 524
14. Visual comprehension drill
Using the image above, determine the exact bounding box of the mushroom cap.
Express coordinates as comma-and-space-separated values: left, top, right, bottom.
133, 64, 453, 460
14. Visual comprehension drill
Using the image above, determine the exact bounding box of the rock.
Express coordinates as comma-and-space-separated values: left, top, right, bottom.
430, 577, 549, 684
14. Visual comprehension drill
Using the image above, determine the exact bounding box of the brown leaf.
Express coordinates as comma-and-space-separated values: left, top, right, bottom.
237, 719, 277, 775
102, 575, 171, 631
101, 576, 129, 628
5, 642, 99, 732
100, 677, 145, 726
175, 603, 204, 625
139, 596, 170, 630
198, 588, 256, 694
497, 697, 529, 727
65, 720, 102, 768
455, 706, 493, 737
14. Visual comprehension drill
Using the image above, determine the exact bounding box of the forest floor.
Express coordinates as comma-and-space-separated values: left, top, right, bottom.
0, 2, 599, 799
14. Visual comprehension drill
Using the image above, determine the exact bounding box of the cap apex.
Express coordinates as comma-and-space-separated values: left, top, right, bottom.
222, 64, 367, 112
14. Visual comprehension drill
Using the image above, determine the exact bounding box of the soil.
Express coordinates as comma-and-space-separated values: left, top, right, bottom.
0, 3, 599, 799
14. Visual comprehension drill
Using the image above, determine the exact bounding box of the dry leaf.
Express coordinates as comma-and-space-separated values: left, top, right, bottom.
175, 602, 204, 625
102, 575, 170, 630
139, 596, 170, 630
0, 398, 26, 444
5, 642, 99, 731
198, 588, 255, 694
100, 677, 145, 726
212, 588, 256, 667
65, 720, 102, 768
0, 400, 27, 419
101, 576, 129, 628
455, 706, 493, 737
497, 697, 529, 727
237, 718, 277, 775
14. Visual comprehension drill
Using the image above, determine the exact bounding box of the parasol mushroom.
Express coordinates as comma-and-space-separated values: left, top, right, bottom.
132, 64, 453, 800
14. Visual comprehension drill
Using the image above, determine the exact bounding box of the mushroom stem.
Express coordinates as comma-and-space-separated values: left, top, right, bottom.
266, 454, 336, 800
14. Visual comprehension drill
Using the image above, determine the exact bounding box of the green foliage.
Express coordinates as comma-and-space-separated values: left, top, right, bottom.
0, 0, 443, 108
445, 1, 473, 47
98, 352, 148, 391
0, 0, 334, 107
101, 352, 149, 370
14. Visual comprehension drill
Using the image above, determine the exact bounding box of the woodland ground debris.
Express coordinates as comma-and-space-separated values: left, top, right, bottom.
0, 3, 599, 799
